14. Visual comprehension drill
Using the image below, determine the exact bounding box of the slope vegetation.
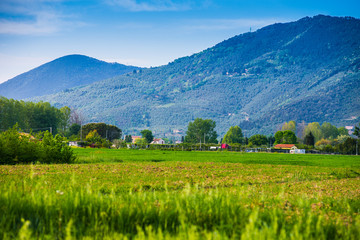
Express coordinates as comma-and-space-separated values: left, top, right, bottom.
33, 15, 360, 136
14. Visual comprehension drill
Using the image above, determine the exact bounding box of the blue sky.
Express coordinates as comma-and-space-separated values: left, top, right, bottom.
0, 0, 359, 83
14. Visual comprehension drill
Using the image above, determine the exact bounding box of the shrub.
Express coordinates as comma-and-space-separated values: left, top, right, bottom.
0, 125, 76, 164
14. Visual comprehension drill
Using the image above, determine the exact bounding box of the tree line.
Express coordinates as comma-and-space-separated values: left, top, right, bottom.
0, 97, 68, 134
1, 97, 359, 163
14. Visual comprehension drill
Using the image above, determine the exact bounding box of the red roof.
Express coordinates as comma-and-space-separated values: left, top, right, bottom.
274, 144, 296, 149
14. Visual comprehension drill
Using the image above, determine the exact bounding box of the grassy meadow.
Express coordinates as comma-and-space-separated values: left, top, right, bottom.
1, 149, 360, 239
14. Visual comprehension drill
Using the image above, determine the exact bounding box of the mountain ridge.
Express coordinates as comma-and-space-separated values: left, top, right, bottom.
28, 15, 360, 136
0, 54, 140, 99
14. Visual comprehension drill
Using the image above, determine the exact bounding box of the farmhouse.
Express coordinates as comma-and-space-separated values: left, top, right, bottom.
151, 138, 165, 144
131, 136, 142, 143
273, 144, 296, 149
273, 144, 305, 154
68, 141, 79, 147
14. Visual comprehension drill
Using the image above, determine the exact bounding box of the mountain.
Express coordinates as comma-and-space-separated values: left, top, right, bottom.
32, 15, 360, 137
0, 55, 140, 99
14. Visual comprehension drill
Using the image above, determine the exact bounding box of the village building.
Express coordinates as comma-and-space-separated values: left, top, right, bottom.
151, 138, 165, 144
273, 144, 305, 154
131, 136, 142, 143
273, 144, 296, 149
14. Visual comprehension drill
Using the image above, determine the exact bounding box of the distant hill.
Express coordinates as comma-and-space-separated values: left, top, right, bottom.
32, 15, 360, 137
0, 55, 140, 99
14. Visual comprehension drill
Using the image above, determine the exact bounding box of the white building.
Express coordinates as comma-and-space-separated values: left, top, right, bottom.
151, 138, 165, 144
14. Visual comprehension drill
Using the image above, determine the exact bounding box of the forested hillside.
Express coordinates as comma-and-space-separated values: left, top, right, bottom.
0, 55, 140, 99
32, 15, 360, 136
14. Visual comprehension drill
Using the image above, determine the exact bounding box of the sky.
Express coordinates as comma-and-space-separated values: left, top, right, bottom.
0, 0, 360, 84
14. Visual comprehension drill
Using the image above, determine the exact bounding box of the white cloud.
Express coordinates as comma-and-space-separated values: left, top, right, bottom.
0, 12, 59, 35
107, 0, 191, 12
0, 0, 85, 35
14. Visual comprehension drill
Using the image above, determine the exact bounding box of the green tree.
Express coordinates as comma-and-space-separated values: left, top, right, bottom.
184, 118, 218, 144
85, 130, 102, 144
321, 122, 339, 139
274, 130, 297, 144
281, 120, 296, 133
354, 123, 360, 138
304, 131, 315, 146
338, 127, 349, 136
68, 123, 81, 137
303, 122, 323, 142
58, 106, 71, 136
140, 130, 154, 144
125, 135, 132, 143
248, 134, 268, 146
222, 126, 243, 144
267, 135, 275, 147
82, 123, 122, 141
0, 97, 63, 134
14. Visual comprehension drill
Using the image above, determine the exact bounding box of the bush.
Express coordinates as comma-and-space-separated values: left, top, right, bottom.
0, 125, 76, 164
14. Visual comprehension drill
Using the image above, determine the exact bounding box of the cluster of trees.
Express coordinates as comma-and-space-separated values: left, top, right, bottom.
274, 120, 358, 154
184, 118, 218, 144
66, 123, 122, 148
0, 125, 75, 164
181, 118, 358, 155
1, 95, 358, 162
0, 97, 69, 134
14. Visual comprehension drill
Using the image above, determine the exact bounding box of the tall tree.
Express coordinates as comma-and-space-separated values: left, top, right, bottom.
321, 122, 339, 139
354, 123, 360, 138
222, 126, 243, 144
303, 122, 323, 142
82, 123, 122, 141
140, 130, 154, 144
68, 123, 81, 137
274, 130, 297, 144
338, 127, 349, 136
248, 134, 268, 146
267, 135, 275, 147
0, 97, 63, 134
281, 120, 296, 133
184, 118, 218, 144
125, 135, 132, 143
304, 131, 315, 146
58, 106, 71, 135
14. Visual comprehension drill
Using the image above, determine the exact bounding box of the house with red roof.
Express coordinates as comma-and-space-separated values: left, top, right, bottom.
273, 144, 296, 150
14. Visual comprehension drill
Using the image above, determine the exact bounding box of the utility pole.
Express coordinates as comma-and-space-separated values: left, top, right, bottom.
50, 127, 52, 135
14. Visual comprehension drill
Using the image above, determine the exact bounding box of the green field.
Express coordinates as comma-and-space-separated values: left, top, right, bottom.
1, 149, 359, 239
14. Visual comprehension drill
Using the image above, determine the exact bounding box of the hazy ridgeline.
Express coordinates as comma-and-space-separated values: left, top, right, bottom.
1, 149, 359, 239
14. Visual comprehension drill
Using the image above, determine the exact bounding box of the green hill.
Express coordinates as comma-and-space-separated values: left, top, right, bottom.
0, 55, 140, 99
32, 15, 360, 137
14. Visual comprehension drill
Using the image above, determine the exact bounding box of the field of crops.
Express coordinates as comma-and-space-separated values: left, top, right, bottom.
1, 149, 359, 239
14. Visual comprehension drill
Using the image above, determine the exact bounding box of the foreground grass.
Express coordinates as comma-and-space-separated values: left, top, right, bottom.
0, 149, 359, 239
74, 148, 360, 168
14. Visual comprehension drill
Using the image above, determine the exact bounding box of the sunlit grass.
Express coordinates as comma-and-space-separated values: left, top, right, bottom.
1, 149, 359, 239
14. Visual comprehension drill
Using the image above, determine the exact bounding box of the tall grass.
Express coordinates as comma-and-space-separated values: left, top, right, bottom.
1, 150, 359, 239
1, 176, 359, 239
